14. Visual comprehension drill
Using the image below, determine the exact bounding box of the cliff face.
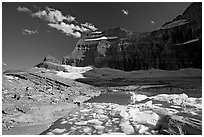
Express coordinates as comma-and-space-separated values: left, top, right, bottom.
62, 3, 202, 71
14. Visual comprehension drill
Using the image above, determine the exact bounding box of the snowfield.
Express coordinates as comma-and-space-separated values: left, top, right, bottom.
56, 65, 93, 79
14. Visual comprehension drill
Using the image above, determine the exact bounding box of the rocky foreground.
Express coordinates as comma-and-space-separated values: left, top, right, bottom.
2, 67, 101, 134
2, 64, 202, 135
41, 93, 202, 135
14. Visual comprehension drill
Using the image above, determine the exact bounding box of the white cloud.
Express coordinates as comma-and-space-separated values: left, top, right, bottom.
122, 9, 129, 15
17, 6, 97, 38
81, 22, 97, 31
48, 23, 81, 38
151, 20, 155, 24
31, 7, 75, 23
22, 29, 38, 35
2, 62, 7, 66
16, 6, 31, 13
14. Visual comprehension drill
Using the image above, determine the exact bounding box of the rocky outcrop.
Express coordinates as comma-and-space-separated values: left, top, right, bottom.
36, 55, 66, 71
43, 55, 61, 64
62, 3, 201, 71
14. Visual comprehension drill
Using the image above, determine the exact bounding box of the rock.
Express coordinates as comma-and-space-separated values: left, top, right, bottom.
35, 61, 66, 71
43, 55, 61, 64
25, 87, 33, 91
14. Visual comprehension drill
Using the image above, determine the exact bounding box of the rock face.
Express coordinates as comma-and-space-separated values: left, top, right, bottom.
62, 3, 202, 71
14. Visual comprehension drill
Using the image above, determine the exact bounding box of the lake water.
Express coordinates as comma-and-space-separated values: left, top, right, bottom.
85, 92, 131, 105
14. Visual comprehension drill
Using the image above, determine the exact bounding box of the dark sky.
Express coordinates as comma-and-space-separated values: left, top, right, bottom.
2, 2, 191, 69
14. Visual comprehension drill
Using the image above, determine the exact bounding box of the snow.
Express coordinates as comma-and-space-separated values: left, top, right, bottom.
176, 38, 199, 45
5, 75, 18, 80
92, 31, 102, 34
56, 65, 93, 79
85, 36, 117, 41
56, 71, 85, 79
161, 19, 188, 29
61, 65, 93, 73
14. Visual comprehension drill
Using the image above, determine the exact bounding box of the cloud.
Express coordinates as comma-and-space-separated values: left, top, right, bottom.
48, 23, 81, 38
22, 29, 38, 35
17, 6, 97, 38
31, 7, 76, 23
122, 9, 129, 15
81, 22, 97, 31
151, 20, 155, 24
2, 62, 7, 66
16, 6, 31, 13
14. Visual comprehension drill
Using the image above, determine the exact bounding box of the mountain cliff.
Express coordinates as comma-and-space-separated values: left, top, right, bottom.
61, 2, 201, 71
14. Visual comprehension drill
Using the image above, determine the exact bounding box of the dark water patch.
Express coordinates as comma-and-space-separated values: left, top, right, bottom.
137, 87, 202, 98
85, 92, 131, 105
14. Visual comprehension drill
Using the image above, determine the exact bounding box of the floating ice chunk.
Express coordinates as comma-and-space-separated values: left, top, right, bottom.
134, 124, 149, 134
121, 123, 135, 134
83, 126, 93, 133
130, 93, 148, 102
51, 128, 66, 134
120, 110, 129, 119
170, 105, 181, 109
61, 120, 68, 124
87, 119, 103, 125
102, 132, 126, 135
80, 109, 91, 113
131, 111, 160, 126
75, 121, 88, 125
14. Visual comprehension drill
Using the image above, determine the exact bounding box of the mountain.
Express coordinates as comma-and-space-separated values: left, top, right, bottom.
62, 2, 202, 71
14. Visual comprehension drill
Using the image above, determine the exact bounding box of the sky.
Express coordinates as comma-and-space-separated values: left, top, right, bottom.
2, 2, 191, 69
